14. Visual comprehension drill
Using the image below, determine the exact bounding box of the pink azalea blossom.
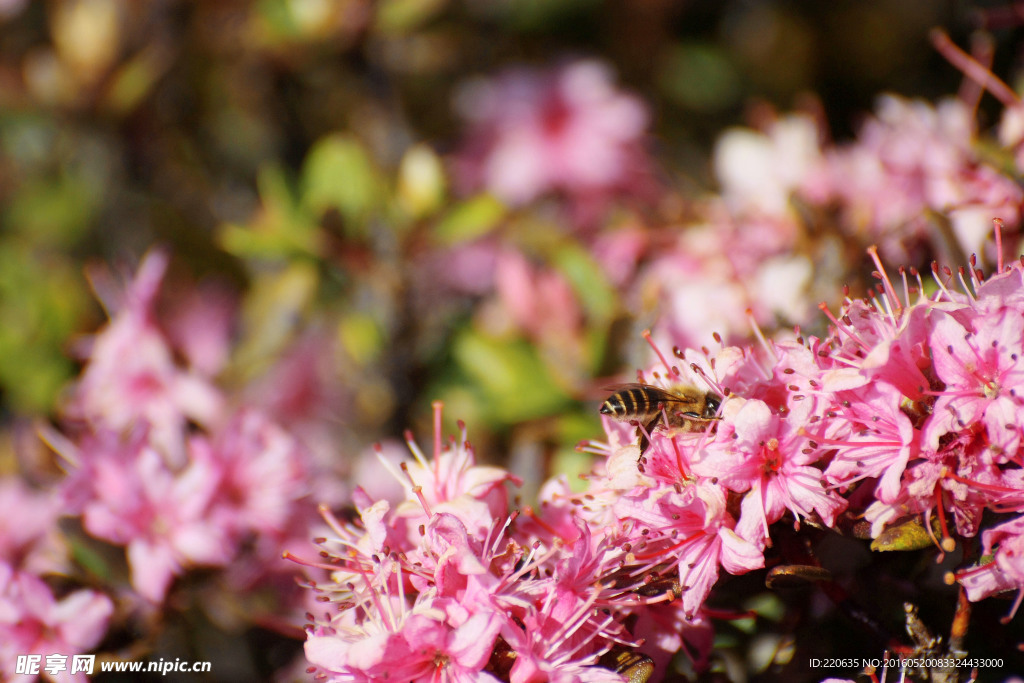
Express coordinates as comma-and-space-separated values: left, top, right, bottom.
924, 309, 1024, 454
67, 250, 222, 466
612, 482, 763, 619
0, 563, 113, 683
958, 515, 1024, 607
393, 413, 521, 543
0, 479, 66, 575
821, 382, 920, 504
695, 398, 846, 548
62, 429, 233, 603
454, 60, 651, 212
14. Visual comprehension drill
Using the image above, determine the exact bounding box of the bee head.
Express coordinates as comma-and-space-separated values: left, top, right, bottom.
703, 393, 721, 418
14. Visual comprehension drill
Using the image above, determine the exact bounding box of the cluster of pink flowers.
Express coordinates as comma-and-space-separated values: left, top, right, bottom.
0, 479, 113, 683
641, 76, 1023, 353
296, 406, 715, 682
0, 249, 332, 680
300, 234, 1024, 680
450, 57, 1023, 360
50, 250, 319, 605
453, 60, 654, 221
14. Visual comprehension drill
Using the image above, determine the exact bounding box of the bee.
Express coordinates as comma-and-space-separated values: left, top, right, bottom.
600, 383, 721, 453
599, 648, 655, 683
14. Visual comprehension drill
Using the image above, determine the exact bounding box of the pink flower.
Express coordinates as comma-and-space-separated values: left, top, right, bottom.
0, 563, 113, 683
822, 383, 920, 504
394, 415, 520, 543
0, 479, 66, 575
713, 114, 826, 217
306, 606, 503, 683
696, 398, 846, 548
958, 515, 1024, 608
63, 430, 233, 603
823, 95, 1021, 261
162, 279, 235, 377
924, 310, 1024, 454
192, 409, 311, 543
494, 249, 583, 343
612, 482, 763, 619
67, 250, 222, 465
454, 60, 650, 210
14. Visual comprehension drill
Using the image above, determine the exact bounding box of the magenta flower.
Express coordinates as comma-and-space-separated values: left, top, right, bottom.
454, 60, 651, 212
695, 398, 846, 548
62, 430, 232, 603
67, 250, 222, 466
0, 563, 113, 683
612, 482, 763, 619
924, 309, 1024, 454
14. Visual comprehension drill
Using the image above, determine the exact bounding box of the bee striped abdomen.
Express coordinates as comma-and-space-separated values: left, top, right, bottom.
601, 385, 663, 421
601, 387, 648, 418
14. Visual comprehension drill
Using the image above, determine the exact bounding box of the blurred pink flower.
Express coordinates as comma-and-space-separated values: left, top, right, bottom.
638, 217, 814, 350
192, 408, 312, 543
0, 563, 113, 683
713, 114, 826, 217
64, 430, 233, 603
824, 95, 1022, 260
163, 279, 236, 377
454, 60, 651, 211
68, 250, 223, 466
0, 479, 66, 575
494, 249, 582, 341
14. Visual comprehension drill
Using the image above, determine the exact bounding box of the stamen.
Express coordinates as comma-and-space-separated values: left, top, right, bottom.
930, 29, 1021, 107
995, 218, 1005, 272
643, 329, 675, 378
933, 485, 956, 553
867, 245, 902, 315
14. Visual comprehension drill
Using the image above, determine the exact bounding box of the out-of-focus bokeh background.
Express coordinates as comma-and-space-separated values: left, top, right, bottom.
3, 1, 1024, 681
0, 0, 982, 426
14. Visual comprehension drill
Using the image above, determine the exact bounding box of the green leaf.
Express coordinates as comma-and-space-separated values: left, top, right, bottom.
5, 175, 98, 246
432, 195, 505, 245
338, 311, 384, 366
230, 262, 320, 381
744, 592, 786, 622
551, 243, 616, 325
219, 165, 321, 259
301, 134, 383, 235
376, 0, 448, 34
0, 243, 89, 412
871, 515, 943, 552
658, 42, 741, 112
452, 329, 570, 423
